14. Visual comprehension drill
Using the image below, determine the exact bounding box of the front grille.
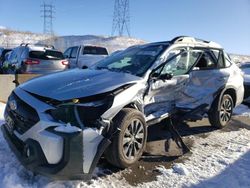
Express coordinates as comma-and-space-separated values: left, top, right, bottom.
6, 92, 39, 134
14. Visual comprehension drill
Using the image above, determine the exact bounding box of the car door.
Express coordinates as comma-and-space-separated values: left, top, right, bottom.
176, 48, 230, 109
64, 47, 77, 69
144, 47, 198, 120
69, 46, 79, 68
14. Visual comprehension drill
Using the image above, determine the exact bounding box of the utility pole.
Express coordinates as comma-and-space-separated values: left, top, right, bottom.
41, 2, 55, 36
112, 0, 131, 37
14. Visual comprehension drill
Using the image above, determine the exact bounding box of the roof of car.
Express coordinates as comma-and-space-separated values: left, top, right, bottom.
143, 36, 223, 49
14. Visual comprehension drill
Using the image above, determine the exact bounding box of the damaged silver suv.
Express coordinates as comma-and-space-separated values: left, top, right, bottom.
2, 37, 244, 180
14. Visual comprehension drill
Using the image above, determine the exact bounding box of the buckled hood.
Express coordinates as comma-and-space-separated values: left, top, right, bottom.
20, 69, 142, 101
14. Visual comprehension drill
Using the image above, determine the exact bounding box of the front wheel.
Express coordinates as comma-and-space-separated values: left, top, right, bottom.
208, 94, 234, 128
105, 108, 147, 168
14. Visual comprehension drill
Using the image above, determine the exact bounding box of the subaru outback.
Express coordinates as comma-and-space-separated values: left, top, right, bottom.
2, 37, 244, 180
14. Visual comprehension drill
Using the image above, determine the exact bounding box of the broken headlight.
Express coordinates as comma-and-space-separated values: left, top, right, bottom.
49, 95, 114, 128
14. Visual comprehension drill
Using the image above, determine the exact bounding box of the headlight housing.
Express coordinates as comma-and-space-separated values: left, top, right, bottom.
49, 95, 114, 128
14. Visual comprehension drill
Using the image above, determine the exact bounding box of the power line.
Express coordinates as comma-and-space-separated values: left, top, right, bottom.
112, 0, 130, 37
41, 2, 55, 36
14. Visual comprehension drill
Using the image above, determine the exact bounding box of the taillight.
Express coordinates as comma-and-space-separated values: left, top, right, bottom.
62, 60, 69, 66
24, 59, 40, 65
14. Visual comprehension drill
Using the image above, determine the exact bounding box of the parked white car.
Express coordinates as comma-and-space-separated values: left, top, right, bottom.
64, 45, 108, 69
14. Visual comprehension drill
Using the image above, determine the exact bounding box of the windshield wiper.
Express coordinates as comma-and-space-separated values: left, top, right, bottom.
96, 66, 109, 70
96, 66, 119, 72
96, 66, 133, 75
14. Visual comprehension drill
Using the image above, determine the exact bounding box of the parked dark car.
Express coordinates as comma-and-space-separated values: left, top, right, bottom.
4, 43, 68, 74
0, 48, 12, 73
239, 63, 250, 104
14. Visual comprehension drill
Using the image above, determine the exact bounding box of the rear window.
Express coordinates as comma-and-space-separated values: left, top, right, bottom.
29, 50, 64, 60
82, 46, 108, 55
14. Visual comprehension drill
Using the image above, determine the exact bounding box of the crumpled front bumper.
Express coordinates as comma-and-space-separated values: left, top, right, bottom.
1, 124, 111, 180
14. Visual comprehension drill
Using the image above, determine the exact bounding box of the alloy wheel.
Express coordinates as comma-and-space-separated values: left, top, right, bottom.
122, 119, 145, 160
220, 97, 233, 123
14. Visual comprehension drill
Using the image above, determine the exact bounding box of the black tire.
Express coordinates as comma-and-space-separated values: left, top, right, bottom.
82, 65, 88, 69
208, 94, 234, 128
105, 108, 147, 168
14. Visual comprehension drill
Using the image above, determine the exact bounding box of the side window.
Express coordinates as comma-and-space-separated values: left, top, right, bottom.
21, 48, 29, 59
70, 47, 78, 58
217, 51, 225, 68
212, 49, 224, 68
159, 48, 199, 76
194, 50, 217, 69
224, 53, 232, 68
158, 49, 190, 76
189, 50, 203, 68
16, 47, 24, 59
225, 59, 232, 67
64, 48, 72, 58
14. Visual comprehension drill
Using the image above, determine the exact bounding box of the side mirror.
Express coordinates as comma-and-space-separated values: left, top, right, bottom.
64, 54, 69, 58
159, 73, 173, 80
151, 72, 160, 78
151, 72, 173, 80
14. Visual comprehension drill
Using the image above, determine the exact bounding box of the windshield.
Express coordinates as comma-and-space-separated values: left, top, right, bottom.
93, 44, 168, 77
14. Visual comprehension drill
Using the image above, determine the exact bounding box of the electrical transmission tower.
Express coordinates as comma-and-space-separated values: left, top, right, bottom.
41, 2, 55, 35
112, 0, 130, 37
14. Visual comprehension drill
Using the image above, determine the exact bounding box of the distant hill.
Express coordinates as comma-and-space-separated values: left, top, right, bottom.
0, 28, 145, 53
229, 54, 250, 64
0, 28, 49, 48
0, 28, 249, 62
44, 35, 145, 53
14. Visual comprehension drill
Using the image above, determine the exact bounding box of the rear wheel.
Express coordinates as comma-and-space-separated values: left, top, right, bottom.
105, 108, 147, 168
82, 65, 88, 69
208, 94, 233, 128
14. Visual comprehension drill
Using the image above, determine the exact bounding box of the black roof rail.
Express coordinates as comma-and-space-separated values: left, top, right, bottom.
171, 36, 211, 44
195, 38, 210, 43
20, 43, 30, 47
170, 36, 190, 43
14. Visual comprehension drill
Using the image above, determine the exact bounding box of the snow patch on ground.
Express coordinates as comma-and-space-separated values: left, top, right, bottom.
147, 129, 250, 188
172, 163, 190, 176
